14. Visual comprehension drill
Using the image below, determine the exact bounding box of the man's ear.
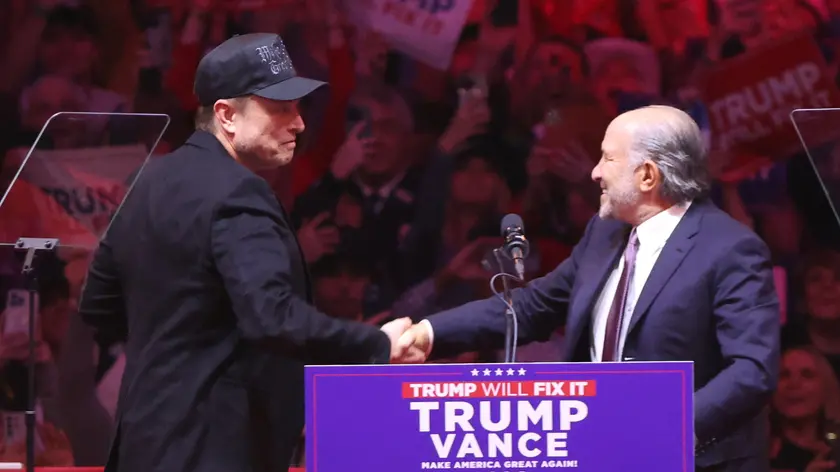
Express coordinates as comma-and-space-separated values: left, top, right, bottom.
638, 160, 661, 193
213, 99, 240, 134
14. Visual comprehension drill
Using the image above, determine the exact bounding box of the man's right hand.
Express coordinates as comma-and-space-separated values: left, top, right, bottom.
381, 318, 426, 363
392, 322, 433, 364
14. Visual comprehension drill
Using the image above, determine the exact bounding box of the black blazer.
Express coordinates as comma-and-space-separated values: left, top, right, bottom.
79, 131, 391, 472
426, 200, 780, 472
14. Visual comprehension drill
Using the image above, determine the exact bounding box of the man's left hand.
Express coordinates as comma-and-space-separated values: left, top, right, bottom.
380, 318, 426, 363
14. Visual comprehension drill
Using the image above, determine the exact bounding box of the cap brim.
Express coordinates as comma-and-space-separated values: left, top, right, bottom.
253, 76, 327, 101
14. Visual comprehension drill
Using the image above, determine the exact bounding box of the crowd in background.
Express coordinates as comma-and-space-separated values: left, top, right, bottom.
0, 0, 840, 470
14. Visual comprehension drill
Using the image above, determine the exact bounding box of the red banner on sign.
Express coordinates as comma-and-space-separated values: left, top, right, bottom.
699, 33, 840, 162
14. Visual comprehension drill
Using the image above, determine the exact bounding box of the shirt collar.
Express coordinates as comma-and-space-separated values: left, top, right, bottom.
355, 171, 406, 200
635, 200, 692, 249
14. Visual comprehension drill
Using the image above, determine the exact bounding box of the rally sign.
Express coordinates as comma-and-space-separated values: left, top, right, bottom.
305, 361, 694, 471
342, 0, 475, 70
0, 145, 148, 248
699, 32, 840, 161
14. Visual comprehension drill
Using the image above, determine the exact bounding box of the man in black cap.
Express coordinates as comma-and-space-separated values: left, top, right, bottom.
78, 33, 417, 472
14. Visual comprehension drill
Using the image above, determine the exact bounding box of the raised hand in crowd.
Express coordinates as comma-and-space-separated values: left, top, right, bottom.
296, 212, 340, 263
636, 0, 707, 54
437, 237, 498, 287
438, 87, 491, 154
353, 27, 389, 80
331, 121, 373, 179
527, 141, 592, 184
804, 446, 837, 472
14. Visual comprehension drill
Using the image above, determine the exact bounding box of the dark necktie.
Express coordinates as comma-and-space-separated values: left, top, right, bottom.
602, 229, 639, 362
363, 193, 385, 216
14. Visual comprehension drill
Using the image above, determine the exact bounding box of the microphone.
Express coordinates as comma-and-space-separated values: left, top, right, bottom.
500, 213, 530, 281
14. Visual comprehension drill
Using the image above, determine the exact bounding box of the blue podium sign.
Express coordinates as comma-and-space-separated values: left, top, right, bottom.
305, 361, 694, 471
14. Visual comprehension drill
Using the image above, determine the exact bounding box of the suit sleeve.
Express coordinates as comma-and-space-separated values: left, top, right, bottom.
78, 236, 128, 347
423, 216, 595, 359
694, 234, 780, 443
211, 177, 391, 365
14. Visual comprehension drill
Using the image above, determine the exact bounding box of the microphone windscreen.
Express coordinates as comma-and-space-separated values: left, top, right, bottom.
500, 213, 524, 236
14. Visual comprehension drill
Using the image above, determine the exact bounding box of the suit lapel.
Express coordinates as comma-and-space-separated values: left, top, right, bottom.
566, 223, 630, 342
626, 202, 703, 335
275, 198, 314, 301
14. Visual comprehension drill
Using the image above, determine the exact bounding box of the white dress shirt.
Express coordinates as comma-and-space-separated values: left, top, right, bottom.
590, 201, 690, 361
419, 201, 691, 359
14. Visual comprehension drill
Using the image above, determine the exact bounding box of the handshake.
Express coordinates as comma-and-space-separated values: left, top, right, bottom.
380, 318, 433, 364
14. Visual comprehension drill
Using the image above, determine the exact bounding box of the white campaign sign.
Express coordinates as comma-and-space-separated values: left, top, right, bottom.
343, 0, 475, 70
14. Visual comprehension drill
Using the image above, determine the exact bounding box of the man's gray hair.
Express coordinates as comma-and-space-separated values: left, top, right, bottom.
628, 106, 710, 203
194, 97, 248, 132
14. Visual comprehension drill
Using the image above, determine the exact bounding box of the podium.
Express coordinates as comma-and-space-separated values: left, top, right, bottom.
305, 362, 694, 471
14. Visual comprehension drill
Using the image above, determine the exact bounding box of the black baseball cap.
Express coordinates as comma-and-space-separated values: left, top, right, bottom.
193, 33, 326, 106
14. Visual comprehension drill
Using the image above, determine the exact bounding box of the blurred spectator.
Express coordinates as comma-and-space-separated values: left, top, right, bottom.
294, 86, 456, 315
1, 75, 87, 156
763, 0, 824, 41
392, 147, 523, 318
0, 273, 71, 422
523, 183, 598, 275
635, 0, 709, 55
708, 0, 822, 60
783, 250, 840, 379
1, 3, 131, 112
584, 38, 662, 117
757, 201, 805, 267
509, 37, 589, 132
0, 271, 75, 467
571, 0, 627, 40
310, 253, 372, 322
770, 346, 840, 471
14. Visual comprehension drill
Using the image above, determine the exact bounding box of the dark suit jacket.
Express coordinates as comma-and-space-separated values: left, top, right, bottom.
78, 131, 392, 472
426, 199, 779, 471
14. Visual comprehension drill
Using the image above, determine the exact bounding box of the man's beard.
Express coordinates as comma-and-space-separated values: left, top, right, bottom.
233, 139, 281, 171
598, 185, 638, 221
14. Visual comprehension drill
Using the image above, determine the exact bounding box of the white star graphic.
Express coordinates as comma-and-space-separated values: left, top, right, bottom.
518, 368, 527, 376
471, 369, 479, 376
506, 368, 515, 376
495, 368, 503, 376
483, 368, 492, 376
